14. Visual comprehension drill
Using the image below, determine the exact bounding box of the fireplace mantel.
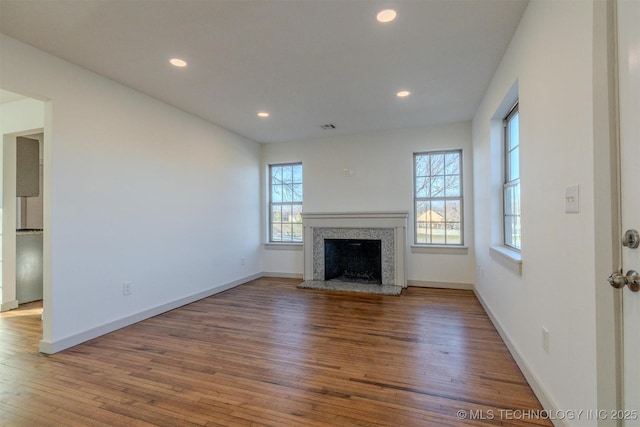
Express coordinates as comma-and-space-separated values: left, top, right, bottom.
302, 211, 408, 288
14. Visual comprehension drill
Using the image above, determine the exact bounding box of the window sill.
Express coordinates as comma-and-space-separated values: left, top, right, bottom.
490, 245, 522, 275
264, 243, 303, 251
411, 245, 468, 255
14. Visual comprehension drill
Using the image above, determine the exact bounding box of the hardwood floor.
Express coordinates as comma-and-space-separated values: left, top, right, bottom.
0, 278, 551, 426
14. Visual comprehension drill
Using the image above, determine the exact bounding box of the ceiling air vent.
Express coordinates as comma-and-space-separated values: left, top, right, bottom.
321, 124, 336, 130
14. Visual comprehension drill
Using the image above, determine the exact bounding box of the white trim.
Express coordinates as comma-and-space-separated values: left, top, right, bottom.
264, 243, 303, 251
38, 273, 262, 354
490, 245, 521, 262
262, 272, 303, 279
0, 299, 19, 312
302, 211, 409, 222
408, 280, 473, 290
411, 245, 469, 255
490, 245, 522, 275
474, 290, 566, 427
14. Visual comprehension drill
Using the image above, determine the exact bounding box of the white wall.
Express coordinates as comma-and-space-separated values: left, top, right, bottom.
1, 35, 262, 352
0, 98, 45, 135
262, 122, 475, 286
473, 0, 611, 420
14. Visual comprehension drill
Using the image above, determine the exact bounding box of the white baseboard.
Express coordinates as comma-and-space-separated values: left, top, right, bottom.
407, 280, 473, 290
473, 290, 565, 427
38, 273, 262, 354
1, 299, 19, 312
262, 272, 303, 279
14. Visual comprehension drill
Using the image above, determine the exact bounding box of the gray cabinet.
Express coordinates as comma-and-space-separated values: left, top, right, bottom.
16, 136, 40, 197
16, 231, 43, 303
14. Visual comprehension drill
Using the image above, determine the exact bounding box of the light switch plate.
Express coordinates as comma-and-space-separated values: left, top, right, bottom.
565, 185, 579, 213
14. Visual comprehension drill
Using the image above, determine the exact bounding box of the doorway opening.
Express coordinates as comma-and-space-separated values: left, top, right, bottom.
0, 89, 47, 351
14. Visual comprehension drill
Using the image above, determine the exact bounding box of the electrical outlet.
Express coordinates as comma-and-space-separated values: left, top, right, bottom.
241, 257, 245, 266
542, 327, 550, 353
123, 282, 132, 296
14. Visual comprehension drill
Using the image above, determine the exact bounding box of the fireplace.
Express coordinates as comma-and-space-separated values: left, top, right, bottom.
301, 212, 408, 288
324, 239, 382, 284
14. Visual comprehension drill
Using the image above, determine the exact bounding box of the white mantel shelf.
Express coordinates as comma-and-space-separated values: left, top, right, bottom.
302, 211, 408, 229
301, 211, 408, 288
302, 211, 408, 219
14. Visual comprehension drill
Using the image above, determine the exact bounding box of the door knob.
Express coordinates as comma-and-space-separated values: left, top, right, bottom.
608, 270, 640, 291
627, 270, 640, 292
609, 272, 627, 289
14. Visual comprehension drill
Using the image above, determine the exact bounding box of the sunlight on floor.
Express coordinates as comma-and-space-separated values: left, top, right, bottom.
0, 308, 42, 318
0, 301, 43, 319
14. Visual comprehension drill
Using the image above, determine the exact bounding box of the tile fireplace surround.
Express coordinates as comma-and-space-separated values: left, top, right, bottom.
301, 212, 408, 288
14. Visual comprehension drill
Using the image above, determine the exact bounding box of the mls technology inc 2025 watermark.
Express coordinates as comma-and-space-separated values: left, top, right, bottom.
456, 409, 638, 422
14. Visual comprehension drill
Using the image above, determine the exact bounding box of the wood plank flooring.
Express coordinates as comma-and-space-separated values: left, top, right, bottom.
0, 278, 551, 426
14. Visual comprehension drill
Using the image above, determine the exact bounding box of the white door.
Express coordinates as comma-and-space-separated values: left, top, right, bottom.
617, 0, 640, 422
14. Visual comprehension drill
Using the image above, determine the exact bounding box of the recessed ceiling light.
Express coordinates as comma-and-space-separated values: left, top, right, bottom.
396, 90, 411, 98
257, 112, 270, 118
376, 9, 397, 23
169, 58, 188, 68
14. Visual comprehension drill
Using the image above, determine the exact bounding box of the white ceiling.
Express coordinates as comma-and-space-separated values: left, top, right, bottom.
0, 0, 527, 144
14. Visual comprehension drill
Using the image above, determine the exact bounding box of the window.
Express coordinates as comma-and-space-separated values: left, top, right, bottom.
269, 163, 303, 243
414, 150, 463, 245
504, 103, 520, 250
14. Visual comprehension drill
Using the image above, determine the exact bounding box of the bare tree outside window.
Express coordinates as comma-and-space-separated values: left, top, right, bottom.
270, 163, 303, 243
414, 150, 463, 245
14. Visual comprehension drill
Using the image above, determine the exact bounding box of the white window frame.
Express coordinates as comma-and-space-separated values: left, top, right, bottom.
269, 163, 303, 243
413, 150, 464, 246
503, 103, 520, 250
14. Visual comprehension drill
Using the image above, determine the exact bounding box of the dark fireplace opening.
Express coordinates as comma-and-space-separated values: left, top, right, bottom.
324, 239, 382, 284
